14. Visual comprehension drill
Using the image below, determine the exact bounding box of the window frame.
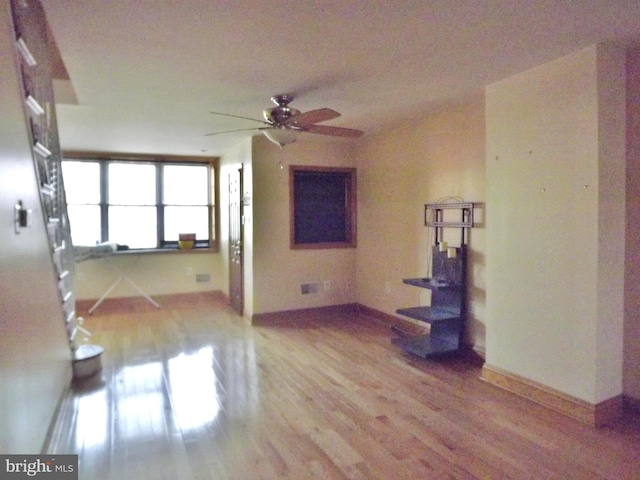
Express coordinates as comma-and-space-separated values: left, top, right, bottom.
289, 165, 357, 250
62, 152, 219, 252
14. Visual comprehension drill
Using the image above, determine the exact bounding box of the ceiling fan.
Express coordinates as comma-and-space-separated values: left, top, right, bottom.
206, 94, 364, 148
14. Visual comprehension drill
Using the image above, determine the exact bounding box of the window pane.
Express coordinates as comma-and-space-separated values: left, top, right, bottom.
109, 163, 156, 205
61, 159, 216, 250
164, 206, 209, 241
109, 206, 157, 248
290, 167, 356, 248
67, 205, 101, 246
62, 161, 100, 204
163, 165, 208, 205
293, 171, 348, 243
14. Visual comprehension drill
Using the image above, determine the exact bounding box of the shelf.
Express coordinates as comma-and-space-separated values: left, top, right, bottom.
394, 312, 462, 358
396, 306, 460, 324
40, 183, 54, 196
394, 244, 467, 359
33, 141, 52, 158
402, 277, 461, 290
392, 334, 459, 358
25, 94, 44, 116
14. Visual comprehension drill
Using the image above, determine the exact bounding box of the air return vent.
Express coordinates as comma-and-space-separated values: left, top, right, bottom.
300, 283, 319, 295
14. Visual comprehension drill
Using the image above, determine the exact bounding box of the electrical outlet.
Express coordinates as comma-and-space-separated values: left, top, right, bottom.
301, 283, 319, 295
186, 267, 193, 275
385, 282, 391, 293
324, 280, 331, 291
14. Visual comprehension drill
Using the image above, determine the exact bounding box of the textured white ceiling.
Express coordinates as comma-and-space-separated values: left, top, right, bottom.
42, 0, 640, 157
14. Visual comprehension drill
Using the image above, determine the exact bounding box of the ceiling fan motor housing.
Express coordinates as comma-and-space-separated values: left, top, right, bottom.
263, 94, 300, 126
263, 106, 300, 125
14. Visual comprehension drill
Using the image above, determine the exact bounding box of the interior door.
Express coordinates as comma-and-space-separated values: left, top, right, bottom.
229, 166, 243, 315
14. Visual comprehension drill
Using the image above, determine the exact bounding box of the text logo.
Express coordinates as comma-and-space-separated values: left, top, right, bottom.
0, 455, 77, 479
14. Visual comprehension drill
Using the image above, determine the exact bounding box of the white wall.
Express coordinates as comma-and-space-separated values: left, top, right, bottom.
355, 97, 486, 351
595, 44, 627, 402
485, 45, 626, 404
251, 135, 357, 315
1, 0, 72, 452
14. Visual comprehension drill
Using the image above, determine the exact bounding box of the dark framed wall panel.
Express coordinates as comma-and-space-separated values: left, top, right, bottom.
289, 165, 357, 249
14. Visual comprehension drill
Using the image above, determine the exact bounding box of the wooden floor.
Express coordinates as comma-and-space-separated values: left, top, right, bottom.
48, 293, 640, 479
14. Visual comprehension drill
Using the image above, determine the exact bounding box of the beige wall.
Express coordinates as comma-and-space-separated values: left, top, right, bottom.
624, 48, 640, 401
485, 45, 626, 404
595, 44, 627, 401
218, 137, 253, 317
251, 135, 357, 315
74, 251, 222, 300
355, 97, 486, 352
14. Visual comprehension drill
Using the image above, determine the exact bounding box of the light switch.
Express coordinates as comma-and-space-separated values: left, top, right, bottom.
14, 200, 32, 233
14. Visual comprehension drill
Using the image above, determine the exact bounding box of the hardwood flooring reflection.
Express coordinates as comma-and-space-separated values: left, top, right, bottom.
49, 294, 640, 479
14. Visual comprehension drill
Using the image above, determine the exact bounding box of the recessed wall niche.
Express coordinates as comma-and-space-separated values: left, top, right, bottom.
289, 165, 356, 249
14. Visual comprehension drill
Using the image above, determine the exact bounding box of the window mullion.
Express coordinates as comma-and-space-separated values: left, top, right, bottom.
101, 160, 108, 243
157, 163, 163, 248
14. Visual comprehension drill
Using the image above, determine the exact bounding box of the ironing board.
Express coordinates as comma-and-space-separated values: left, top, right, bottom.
74, 243, 160, 314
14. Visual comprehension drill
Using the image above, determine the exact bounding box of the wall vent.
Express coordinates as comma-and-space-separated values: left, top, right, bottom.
300, 282, 319, 295
195, 273, 211, 283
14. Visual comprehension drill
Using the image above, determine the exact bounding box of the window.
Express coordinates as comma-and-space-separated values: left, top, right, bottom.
62, 156, 217, 250
289, 165, 356, 249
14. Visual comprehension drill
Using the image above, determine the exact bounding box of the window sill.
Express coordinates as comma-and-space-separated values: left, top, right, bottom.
114, 247, 219, 256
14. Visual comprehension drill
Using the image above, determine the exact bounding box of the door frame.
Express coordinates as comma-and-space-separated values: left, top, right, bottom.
228, 165, 244, 315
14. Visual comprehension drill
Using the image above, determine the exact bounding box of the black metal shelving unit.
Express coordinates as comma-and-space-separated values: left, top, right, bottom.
393, 202, 475, 358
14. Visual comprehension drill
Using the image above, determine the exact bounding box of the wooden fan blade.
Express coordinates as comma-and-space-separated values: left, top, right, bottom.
210, 111, 269, 125
305, 124, 364, 138
287, 108, 340, 127
204, 127, 260, 136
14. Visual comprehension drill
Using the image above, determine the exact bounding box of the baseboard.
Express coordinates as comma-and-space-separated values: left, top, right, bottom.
41, 381, 73, 454
251, 303, 358, 326
481, 364, 623, 427
76, 290, 227, 315
623, 394, 640, 416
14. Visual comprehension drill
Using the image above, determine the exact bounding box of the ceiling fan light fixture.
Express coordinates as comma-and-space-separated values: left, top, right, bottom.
263, 127, 300, 148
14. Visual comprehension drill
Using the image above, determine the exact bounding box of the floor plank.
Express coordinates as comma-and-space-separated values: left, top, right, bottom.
49, 294, 640, 479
